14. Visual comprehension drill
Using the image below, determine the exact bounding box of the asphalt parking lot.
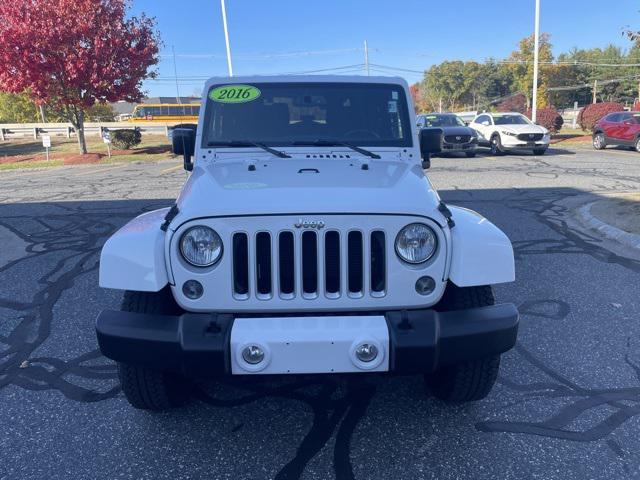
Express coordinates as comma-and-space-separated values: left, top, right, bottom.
1, 146, 640, 480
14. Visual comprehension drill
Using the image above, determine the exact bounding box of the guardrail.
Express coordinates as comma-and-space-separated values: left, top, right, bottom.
0, 122, 186, 141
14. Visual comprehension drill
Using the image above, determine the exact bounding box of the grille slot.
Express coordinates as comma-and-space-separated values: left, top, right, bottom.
232, 233, 249, 297
279, 232, 295, 295
347, 231, 364, 294
370, 231, 386, 294
324, 231, 341, 295
302, 231, 318, 295
255, 232, 272, 296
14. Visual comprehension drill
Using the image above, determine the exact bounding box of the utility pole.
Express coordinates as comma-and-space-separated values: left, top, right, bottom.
220, 0, 234, 77
364, 40, 370, 76
39, 104, 46, 123
531, 0, 540, 122
172, 45, 181, 104
592, 79, 598, 104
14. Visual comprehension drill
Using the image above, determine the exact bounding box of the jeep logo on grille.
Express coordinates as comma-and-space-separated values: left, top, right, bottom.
295, 219, 325, 229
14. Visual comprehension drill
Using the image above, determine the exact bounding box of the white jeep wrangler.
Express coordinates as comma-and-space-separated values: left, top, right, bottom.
96, 76, 518, 410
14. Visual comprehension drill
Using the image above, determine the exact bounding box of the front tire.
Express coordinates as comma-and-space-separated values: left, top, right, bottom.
118, 288, 190, 410
490, 134, 504, 155
426, 285, 501, 402
593, 132, 606, 150
634, 137, 640, 153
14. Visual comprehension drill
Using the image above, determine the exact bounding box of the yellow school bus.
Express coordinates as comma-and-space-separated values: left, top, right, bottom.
129, 104, 200, 122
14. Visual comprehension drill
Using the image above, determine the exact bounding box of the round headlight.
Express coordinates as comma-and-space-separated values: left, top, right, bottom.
180, 226, 223, 267
395, 223, 437, 264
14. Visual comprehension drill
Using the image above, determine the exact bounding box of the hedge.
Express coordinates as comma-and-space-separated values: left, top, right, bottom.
525, 107, 564, 133
110, 128, 142, 149
577, 102, 624, 131
496, 93, 527, 113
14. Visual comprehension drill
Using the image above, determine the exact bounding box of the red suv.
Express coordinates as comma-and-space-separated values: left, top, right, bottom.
593, 111, 640, 152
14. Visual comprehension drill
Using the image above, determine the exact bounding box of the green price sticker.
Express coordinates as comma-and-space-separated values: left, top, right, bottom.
209, 84, 261, 103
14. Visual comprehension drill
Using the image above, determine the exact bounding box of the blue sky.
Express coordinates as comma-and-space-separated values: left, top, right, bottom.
131, 0, 640, 97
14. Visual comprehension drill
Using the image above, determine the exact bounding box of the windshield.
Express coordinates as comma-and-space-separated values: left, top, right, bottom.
423, 114, 465, 127
494, 114, 531, 125
202, 82, 412, 148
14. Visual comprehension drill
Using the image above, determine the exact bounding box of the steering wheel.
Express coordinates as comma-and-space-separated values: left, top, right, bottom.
343, 129, 381, 139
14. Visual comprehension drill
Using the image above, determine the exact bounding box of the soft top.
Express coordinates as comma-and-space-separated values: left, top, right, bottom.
202, 74, 408, 91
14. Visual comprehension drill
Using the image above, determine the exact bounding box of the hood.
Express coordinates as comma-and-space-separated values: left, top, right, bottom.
498, 124, 547, 134
440, 126, 476, 136
172, 157, 445, 228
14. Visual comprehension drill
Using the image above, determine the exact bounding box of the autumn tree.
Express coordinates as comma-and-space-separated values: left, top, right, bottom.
0, 92, 40, 123
0, 0, 160, 154
507, 33, 554, 109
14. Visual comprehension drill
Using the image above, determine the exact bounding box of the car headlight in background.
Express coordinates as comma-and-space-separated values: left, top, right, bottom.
501, 130, 517, 136
180, 226, 223, 267
395, 223, 437, 264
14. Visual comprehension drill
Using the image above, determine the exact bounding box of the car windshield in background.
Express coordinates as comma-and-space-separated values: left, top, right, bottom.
202, 82, 412, 148
423, 114, 465, 127
494, 114, 531, 125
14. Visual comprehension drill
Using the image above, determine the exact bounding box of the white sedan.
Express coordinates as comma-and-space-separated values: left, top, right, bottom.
469, 112, 550, 155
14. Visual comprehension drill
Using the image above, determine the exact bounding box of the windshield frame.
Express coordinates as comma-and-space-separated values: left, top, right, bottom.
201, 82, 413, 149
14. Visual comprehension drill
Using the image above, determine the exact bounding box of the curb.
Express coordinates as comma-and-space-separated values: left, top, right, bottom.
578, 201, 640, 250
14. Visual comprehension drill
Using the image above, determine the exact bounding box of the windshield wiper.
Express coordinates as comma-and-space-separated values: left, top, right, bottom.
292, 139, 381, 159
207, 140, 291, 158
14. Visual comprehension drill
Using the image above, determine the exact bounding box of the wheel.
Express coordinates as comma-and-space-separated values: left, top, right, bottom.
465, 151, 476, 158
635, 137, 640, 153
532, 148, 547, 155
489, 134, 504, 155
593, 132, 606, 150
426, 285, 501, 402
117, 288, 190, 410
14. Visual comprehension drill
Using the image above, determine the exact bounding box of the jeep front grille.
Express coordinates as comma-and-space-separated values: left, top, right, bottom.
232, 230, 386, 300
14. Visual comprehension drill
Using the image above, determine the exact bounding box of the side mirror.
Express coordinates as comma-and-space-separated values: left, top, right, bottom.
419, 127, 443, 169
172, 128, 196, 171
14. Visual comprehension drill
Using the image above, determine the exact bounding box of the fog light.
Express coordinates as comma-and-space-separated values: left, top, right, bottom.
242, 345, 265, 365
355, 343, 379, 363
182, 280, 203, 299
415, 276, 435, 295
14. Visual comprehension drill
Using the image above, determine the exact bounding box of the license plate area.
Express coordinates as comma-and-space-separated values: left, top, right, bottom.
230, 316, 389, 374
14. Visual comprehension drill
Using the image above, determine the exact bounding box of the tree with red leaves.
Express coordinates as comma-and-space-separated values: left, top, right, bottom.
0, 0, 160, 154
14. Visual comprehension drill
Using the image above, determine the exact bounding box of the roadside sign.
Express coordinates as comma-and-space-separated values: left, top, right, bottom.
42, 135, 51, 161
102, 129, 112, 158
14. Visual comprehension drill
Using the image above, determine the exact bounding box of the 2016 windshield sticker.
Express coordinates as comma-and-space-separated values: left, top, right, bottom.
209, 85, 261, 103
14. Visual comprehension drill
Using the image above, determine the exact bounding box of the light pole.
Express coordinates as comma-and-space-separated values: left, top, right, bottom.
531, 0, 540, 122
220, 0, 234, 77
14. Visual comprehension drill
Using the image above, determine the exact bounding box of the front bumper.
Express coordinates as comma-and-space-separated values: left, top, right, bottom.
442, 139, 477, 152
96, 304, 518, 377
501, 136, 549, 150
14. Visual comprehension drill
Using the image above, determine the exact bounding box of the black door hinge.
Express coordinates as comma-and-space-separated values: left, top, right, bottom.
438, 201, 455, 228
160, 204, 179, 232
